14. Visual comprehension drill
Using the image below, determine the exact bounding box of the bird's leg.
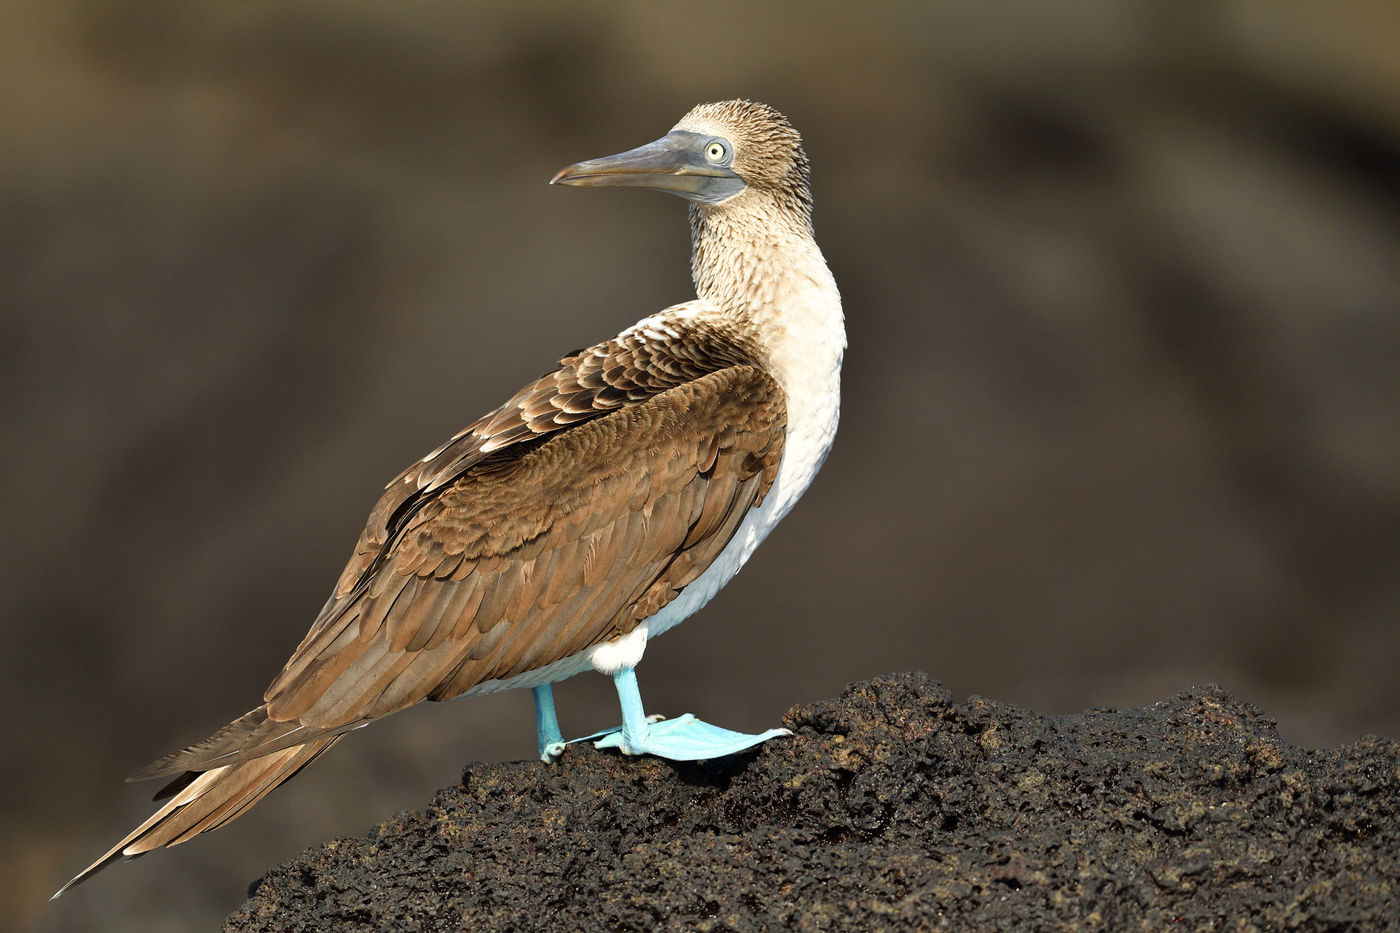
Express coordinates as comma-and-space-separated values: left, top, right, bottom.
610, 666, 652, 749
532, 684, 565, 762
591, 666, 792, 761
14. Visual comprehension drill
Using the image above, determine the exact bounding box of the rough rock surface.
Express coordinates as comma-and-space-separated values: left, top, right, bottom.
225, 674, 1399, 931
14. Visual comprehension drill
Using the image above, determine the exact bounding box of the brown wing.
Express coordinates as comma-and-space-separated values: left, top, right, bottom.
325, 313, 758, 616
135, 364, 784, 777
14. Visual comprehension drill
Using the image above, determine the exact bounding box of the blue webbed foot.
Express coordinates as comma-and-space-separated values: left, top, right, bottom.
590, 666, 791, 761
533, 669, 791, 763
592, 713, 791, 760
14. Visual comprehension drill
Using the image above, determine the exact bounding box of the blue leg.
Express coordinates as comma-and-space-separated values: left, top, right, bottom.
591, 666, 791, 761
532, 684, 565, 762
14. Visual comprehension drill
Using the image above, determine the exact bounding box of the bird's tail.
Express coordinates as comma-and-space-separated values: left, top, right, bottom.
52, 734, 342, 899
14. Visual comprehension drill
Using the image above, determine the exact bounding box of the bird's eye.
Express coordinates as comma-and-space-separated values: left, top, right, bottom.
704, 141, 729, 164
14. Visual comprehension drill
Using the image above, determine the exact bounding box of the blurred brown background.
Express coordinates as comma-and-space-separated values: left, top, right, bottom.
6, 1, 1397, 930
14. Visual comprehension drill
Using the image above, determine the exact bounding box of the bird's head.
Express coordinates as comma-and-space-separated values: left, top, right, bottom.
551, 100, 811, 219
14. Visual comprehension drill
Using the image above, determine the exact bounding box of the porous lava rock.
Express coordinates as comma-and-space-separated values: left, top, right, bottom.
226, 673, 1399, 931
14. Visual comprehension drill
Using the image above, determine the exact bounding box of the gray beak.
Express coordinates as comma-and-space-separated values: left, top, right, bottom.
551, 130, 746, 205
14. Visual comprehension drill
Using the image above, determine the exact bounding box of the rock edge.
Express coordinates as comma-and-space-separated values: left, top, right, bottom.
226, 674, 1399, 931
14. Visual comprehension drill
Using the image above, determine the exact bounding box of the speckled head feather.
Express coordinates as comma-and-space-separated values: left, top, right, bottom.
674, 100, 813, 227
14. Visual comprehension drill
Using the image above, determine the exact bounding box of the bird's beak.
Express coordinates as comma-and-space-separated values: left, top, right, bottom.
550, 130, 746, 204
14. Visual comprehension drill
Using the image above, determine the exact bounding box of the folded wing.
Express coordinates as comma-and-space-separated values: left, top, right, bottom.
132, 362, 783, 779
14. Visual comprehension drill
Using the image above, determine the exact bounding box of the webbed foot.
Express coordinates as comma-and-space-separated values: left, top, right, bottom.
592, 713, 790, 760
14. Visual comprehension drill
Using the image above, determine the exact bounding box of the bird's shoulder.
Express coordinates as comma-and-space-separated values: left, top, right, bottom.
326, 304, 767, 608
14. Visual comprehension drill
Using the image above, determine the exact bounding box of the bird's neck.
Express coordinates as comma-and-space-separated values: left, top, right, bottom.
688, 195, 845, 514
688, 197, 845, 382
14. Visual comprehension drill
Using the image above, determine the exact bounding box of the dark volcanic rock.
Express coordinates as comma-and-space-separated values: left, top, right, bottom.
225, 674, 1399, 931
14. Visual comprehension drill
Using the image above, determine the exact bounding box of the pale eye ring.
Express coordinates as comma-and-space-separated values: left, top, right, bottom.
704, 140, 729, 164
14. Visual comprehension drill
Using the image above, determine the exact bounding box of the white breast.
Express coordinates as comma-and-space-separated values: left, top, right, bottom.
590, 256, 845, 673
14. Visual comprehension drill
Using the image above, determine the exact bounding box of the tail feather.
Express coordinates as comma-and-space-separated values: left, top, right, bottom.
52, 734, 342, 899
128, 705, 328, 782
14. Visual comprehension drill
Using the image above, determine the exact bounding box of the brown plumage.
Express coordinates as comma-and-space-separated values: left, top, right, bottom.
56, 99, 844, 898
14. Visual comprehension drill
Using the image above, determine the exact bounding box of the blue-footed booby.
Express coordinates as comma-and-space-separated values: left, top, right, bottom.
55, 99, 843, 897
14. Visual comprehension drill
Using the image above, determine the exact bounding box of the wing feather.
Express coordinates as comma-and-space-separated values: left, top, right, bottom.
321, 312, 756, 614
128, 352, 779, 805
399, 581, 459, 653
266, 366, 782, 727
446, 571, 491, 640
